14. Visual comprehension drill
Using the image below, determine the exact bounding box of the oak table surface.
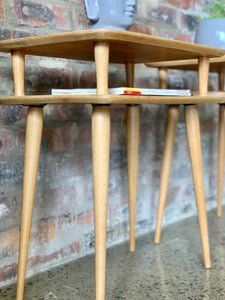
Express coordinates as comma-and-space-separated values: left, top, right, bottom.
146, 56, 225, 72
0, 29, 225, 106
0, 29, 224, 63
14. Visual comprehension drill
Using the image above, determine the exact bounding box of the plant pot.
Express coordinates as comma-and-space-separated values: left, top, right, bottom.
195, 18, 225, 49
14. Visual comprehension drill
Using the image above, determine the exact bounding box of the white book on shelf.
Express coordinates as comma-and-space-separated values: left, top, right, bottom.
51, 87, 191, 96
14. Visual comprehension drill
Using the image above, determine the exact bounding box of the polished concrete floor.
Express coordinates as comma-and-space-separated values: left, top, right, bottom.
1, 208, 225, 299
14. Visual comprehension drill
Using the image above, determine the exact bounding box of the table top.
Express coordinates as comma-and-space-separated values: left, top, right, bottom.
146, 56, 225, 72
1, 29, 225, 64
0, 92, 225, 106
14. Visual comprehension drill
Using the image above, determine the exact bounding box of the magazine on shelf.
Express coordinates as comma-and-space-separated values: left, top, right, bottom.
51, 87, 192, 96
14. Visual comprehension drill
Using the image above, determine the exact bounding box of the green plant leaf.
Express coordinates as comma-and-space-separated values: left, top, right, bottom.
198, 0, 225, 21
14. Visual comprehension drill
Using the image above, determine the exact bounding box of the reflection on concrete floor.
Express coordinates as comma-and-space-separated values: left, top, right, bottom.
1, 208, 225, 299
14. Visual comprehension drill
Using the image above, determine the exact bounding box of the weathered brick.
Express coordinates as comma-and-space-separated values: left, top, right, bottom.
0, 29, 11, 40
110, 149, 127, 169
0, 0, 5, 21
51, 154, 91, 180
36, 218, 56, 245
129, 23, 159, 36
78, 69, 96, 88
0, 263, 17, 281
70, 0, 83, 3
148, 5, 177, 26
179, 12, 198, 32
52, 105, 75, 121
166, 186, 180, 205
201, 119, 217, 134
42, 184, 77, 210
72, 9, 89, 30
27, 255, 41, 267
110, 104, 126, 119
10, 0, 71, 30
0, 29, 31, 41
42, 239, 81, 263
0, 131, 12, 155
43, 126, 73, 153
77, 124, 91, 145
0, 227, 20, 248
164, 30, 191, 42
57, 212, 74, 229
17, 131, 25, 150
56, 209, 93, 229
4, 106, 23, 124
192, 0, 204, 11
26, 66, 72, 95
12, 30, 31, 39
69, 241, 80, 254
166, 0, 191, 9
43, 249, 63, 263
0, 161, 23, 187
110, 125, 123, 145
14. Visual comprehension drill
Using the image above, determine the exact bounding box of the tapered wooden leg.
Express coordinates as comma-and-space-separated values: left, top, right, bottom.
11, 49, 42, 300
185, 104, 211, 268
217, 104, 225, 217
154, 68, 179, 243
125, 63, 139, 252
126, 105, 139, 252
93, 42, 110, 300
184, 56, 210, 268
16, 106, 44, 300
217, 72, 225, 217
92, 105, 110, 300
154, 105, 179, 244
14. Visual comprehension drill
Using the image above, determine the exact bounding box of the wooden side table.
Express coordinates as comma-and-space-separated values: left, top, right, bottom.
146, 56, 225, 245
0, 29, 224, 300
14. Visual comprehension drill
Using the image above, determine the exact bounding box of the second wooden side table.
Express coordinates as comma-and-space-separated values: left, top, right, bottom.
146, 56, 225, 246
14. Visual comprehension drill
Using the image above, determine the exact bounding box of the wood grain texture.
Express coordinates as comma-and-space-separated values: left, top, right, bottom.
92, 106, 110, 300
218, 71, 225, 90
126, 105, 139, 252
217, 72, 225, 217
185, 105, 211, 268
0, 30, 224, 63
217, 104, 225, 217
154, 105, 179, 244
154, 67, 174, 244
146, 56, 225, 73
158, 68, 168, 89
16, 107, 44, 300
95, 42, 109, 95
125, 63, 135, 87
125, 63, 139, 252
11, 50, 25, 96
93, 42, 110, 300
0, 94, 225, 105
185, 58, 210, 268
198, 57, 209, 96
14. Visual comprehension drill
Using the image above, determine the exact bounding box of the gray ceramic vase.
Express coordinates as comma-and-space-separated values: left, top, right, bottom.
195, 18, 225, 50
83, 0, 137, 31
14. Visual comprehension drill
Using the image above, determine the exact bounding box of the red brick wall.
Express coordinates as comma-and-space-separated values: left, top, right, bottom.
0, 0, 220, 286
